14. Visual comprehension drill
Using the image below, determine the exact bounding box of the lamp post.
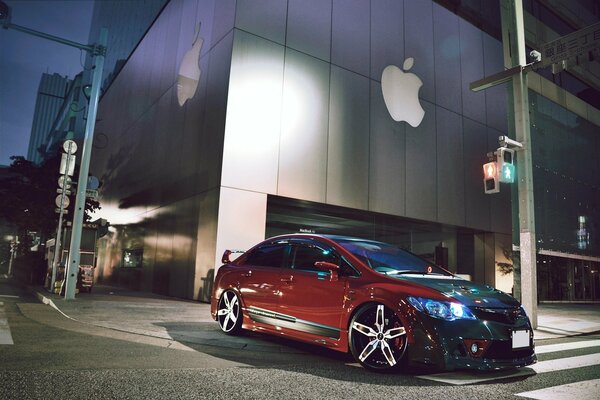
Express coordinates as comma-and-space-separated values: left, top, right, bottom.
1, 1, 107, 300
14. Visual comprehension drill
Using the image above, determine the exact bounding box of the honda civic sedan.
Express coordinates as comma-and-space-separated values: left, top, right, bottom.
210, 234, 536, 372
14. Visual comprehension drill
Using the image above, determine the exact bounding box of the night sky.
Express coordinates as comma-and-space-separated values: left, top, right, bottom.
0, 0, 94, 167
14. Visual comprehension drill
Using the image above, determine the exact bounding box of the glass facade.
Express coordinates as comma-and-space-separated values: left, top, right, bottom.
530, 91, 600, 257
537, 254, 600, 301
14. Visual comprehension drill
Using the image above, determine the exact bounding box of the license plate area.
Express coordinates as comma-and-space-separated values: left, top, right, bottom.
512, 329, 530, 349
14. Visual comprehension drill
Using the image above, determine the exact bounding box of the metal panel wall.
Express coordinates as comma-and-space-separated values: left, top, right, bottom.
459, 17, 486, 124
220, 30, 285, 193
436, 106, 465, 226
433, 3, 462, 115
278, 49, 330, 203
370, 0, 404, 81
235, 0, 288, 45
327, 65, 370, 210
331, 0, 370, 77
287, 0, 332, 62
404, 0, 435, 103
405, 100, 437, 221
463, 118, 491, 230
369, 80, 406, 217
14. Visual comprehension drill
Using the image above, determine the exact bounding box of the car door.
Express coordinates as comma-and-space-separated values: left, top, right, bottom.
237, 241, 287, 322
277, 240, 350, 340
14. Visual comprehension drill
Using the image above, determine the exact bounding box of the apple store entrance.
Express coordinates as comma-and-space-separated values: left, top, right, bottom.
265, 195, 489, 284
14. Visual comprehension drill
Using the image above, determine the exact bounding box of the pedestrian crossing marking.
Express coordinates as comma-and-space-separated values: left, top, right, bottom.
530, 353, 600, 374
417, 339, 600, 385
515, 378, 600, 400
536, 339, 600, 354
0, 302, 14, 345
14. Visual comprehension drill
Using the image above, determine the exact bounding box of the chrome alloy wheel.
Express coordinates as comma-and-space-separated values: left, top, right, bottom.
217, 290, 242, 335
349, 304, 407, 371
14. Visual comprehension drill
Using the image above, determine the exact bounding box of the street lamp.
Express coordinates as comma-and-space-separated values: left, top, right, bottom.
1, 0, 107, 300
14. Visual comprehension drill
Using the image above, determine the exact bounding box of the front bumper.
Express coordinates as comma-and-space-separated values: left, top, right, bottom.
406, 307, 537, 371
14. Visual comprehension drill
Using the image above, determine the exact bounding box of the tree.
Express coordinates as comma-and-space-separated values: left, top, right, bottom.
0, 154, 100, 249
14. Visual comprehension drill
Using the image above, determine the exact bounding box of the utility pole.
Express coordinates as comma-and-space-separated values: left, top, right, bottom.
470, 0, 538, 327
499, 0, 538, 328
1, 1, 107, 300
64, 29, 107, 300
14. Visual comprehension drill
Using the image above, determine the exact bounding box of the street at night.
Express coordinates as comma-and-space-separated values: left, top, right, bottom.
1, 277, 599, 399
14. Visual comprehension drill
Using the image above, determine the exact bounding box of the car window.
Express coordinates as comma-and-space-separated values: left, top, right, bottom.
243, 243, 287, 268
291, 244, 339, 272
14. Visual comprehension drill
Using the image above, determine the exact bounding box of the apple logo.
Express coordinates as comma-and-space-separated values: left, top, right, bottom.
381, 58, 425, 127
177, 22, 204, 107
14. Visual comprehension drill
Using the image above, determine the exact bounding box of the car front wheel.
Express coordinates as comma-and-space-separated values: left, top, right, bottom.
349, 303, 407, 371
217, 290, 243, 335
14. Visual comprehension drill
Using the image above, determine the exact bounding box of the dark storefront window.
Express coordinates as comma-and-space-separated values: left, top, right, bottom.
537, 254, 600, 302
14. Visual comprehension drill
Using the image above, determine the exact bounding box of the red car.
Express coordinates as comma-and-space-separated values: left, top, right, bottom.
210, 234, 536, 371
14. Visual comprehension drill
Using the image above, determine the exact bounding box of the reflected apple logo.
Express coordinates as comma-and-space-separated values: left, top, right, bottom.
177, 22, 204, 106
381, 58, 425, 127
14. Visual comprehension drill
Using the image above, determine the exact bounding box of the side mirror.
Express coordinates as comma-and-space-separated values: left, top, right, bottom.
314, 261, 340, 281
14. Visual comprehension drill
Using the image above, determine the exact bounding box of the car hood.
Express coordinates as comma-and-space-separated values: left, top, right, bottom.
396, 274, 520, 309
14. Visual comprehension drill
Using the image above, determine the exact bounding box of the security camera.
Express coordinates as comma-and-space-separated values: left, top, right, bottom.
529, 50, 541, 63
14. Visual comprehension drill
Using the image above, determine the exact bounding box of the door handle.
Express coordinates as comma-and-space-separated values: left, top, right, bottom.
241, 271, 252, 277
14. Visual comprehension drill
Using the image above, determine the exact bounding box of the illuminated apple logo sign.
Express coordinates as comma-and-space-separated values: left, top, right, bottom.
177, 22, 204, 106
381, 58, 425, 127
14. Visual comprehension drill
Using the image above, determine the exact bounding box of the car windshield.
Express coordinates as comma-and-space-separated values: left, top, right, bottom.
333, 238, 450, 276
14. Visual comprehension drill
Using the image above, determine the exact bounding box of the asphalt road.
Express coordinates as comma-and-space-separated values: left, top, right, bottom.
1, 280, 599, 400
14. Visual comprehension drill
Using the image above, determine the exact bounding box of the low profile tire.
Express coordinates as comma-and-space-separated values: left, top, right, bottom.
349, 303, 408, 371
217, 290, 243, 335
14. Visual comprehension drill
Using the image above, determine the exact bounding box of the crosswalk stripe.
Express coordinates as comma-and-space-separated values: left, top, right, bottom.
416, 368, 535, 385
515, 378, 600, 400
0, 302, 14, 345
417, 344, 600, 385
530, 353, 600, 374
536, 339, 600, 354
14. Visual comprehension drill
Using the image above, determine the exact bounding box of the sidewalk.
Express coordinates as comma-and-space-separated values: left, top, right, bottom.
33, 285, 304, 353
33, 285, 600, 349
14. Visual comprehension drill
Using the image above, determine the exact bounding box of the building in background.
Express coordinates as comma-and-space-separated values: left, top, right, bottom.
27, 73, 71, 164
88, 0, 599, 303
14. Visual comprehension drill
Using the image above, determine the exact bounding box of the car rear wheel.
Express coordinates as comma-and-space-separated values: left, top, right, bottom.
349, 303, 407, 371
217, 290, 243, 335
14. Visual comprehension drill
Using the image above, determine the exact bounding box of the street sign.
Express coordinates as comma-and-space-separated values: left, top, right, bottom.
55, 208, 68, 214
58, 175, 72, 189
540, 21, 600, 69
85, 189, 99, 199
56, 188, 72, 195
59, 153, 76, 176
55, 194, 70, 208
63, 140, 78, 154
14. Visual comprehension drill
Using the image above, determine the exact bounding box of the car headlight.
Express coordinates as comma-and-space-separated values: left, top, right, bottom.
407, 296, 477, 321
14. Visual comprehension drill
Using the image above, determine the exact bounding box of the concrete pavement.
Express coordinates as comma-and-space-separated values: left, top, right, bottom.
32, 284, 600, 349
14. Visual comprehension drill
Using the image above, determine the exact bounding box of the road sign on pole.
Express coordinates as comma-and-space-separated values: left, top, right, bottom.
64, 28, 107, 300
539, 21, 600, 69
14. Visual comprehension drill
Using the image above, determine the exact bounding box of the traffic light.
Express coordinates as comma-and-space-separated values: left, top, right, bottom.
497, 147, 515, 183
483, 161, 499, 194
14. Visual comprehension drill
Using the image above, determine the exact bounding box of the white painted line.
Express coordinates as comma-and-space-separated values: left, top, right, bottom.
530, 353, 600, 374
0, 304, 14, 345
515, 378, 600, 400
536, 339, 600, 354
0, 294, 20, 298
417, 351, 600, 385
416, 368, 535, 385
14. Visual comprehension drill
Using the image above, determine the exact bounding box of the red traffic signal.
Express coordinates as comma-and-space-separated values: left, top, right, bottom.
483, 161, 499, 194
